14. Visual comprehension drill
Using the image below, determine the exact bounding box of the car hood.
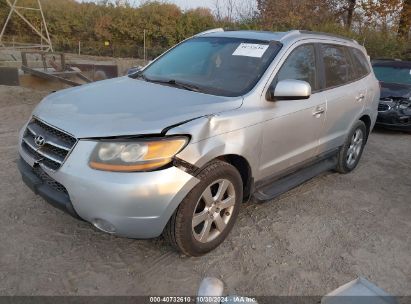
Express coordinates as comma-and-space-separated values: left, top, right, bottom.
380, 81, 411, 99
33, 77, 242, 138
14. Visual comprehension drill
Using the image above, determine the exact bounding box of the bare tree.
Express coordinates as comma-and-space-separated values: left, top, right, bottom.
346, 0, 356, 30
226, 0, 235, 22
213, 0, 236, 22
398, 0, 411, 39
214, 0, 223, 21
235, 0, 257, 20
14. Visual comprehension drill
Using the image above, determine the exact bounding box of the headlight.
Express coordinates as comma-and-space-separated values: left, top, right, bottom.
89, 137, 189, 172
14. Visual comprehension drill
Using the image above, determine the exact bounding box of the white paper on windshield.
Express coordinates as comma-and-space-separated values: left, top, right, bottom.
232, 43, 269, 58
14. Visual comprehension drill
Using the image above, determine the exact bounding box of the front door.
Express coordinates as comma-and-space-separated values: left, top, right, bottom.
259, 44, 326, 179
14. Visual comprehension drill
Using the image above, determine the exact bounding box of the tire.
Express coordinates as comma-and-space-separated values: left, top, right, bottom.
336, 120, 367, 174
164, 160, 243, 257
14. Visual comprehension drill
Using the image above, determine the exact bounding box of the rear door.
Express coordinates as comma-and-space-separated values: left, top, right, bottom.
349, 47, 377, 112
317, 44, 366, 153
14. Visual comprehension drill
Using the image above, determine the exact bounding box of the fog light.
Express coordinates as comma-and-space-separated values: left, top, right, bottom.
92, 218, 116, 234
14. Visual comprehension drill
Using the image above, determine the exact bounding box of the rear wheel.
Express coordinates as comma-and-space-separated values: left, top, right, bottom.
336, 121, 367, 174
164, 160, 243, 257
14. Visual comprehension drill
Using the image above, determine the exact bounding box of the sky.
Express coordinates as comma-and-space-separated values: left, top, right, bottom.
77, 0, 258, 16
77, 0, 217, 10
167, 0, 215, 10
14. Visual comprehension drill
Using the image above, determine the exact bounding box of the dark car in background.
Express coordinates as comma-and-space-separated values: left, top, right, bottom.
372, 60, 411, 131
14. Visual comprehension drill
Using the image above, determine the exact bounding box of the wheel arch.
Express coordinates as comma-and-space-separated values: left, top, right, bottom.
359, 114, 372, 140
216, 154, 254, 201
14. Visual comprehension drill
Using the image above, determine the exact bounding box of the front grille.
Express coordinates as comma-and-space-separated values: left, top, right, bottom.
33, 165, 68, 194
21, 118, 77, 171
378, 103, 390, 112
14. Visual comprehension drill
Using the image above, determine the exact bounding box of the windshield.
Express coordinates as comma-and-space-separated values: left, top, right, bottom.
133, 37, 281, 97
373, 65, 411, 85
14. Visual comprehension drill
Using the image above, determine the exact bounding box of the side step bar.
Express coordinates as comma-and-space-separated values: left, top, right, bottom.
253, 155, 338, 202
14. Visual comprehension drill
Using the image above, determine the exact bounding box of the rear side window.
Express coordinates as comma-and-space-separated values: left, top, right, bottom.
350, 48, 371, 78
321, 44, 351, 88
276, 44, 317, 91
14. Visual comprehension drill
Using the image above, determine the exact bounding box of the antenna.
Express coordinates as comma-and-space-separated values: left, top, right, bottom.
0, 0, 53, 51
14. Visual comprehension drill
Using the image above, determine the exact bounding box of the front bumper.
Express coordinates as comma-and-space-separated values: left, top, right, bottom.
18, 140, 200, 239
376, 110, 411, 131
18, 158, 82, 220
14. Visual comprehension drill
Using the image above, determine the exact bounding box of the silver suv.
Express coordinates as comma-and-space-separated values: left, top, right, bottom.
17, 29, 379, 256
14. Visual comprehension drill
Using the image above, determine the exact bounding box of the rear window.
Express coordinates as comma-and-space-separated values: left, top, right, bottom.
321, 44, 352, 88
349, 48, 371, 78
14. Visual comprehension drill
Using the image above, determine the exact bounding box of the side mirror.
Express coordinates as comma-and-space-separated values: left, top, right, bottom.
267, 79, 311, 101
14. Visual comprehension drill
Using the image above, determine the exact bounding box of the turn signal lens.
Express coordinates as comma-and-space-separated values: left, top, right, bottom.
89, 137, 188, 172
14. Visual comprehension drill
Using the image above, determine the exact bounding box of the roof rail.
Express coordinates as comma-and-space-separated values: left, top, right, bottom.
299, 30, 358, 44
279, 30, 301, 41
195, 28, 224, 37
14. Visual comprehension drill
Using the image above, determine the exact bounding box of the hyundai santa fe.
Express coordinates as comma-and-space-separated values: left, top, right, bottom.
17, 29, 379, 256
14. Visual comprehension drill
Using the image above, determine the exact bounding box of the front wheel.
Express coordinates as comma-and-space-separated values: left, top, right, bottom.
336, 120, 367, 174
164, 160, 243, 257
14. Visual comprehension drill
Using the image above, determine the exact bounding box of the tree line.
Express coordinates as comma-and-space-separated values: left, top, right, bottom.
0, 0, 410, 59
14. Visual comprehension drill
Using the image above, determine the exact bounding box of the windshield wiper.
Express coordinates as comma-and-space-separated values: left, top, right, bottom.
148, 78, 202, 93
167, 79, 202, 92
131, 73, 203, 93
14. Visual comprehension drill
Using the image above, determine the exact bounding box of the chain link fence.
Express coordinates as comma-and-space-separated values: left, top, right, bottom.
53, 39, 167, 60
1, 36, 168, 60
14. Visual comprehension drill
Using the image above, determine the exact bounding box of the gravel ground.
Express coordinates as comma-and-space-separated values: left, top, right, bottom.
0, 85, 410, 297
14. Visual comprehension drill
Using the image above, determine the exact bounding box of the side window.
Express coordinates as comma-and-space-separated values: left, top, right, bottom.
350, 48, 371, 78
321, 44, 351, 88
276, 44, 317, 91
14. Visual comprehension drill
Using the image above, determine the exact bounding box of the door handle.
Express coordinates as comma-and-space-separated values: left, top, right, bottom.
356, 93, 365, 101
313, 107, 325, 116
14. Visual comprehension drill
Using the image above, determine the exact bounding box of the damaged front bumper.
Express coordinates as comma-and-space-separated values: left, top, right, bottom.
376, 99, 411, 131
18, 139, 200, 238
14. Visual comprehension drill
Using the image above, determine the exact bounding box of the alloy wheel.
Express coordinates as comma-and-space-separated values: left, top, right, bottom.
346, 128, 364, 167
192, 179, 236, 243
